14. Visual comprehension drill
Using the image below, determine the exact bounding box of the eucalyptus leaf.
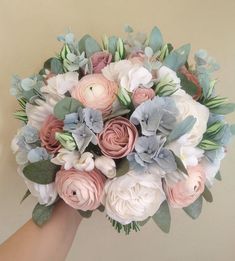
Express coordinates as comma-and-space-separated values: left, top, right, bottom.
54, 97, 82, 120
202, 186, 213, 203
97, 205, 105, 212
108, 36, 118, 57
85, 37, 102, 57
163, 44, 191, 71
215, 171, 222, 181
116, 158, 129, 177
167, 116, 196, 143
148, 26, 163, 52
152, 201, 171, 233
183, 196, 203, 219
20, 189, 31, 204
23, 160, 60, 185
32, 203, 54, 226
178, 72, 199, 97
104, 108, 130, 120
138, 217, 151, 227
210, 103, 235, 115
78, 34, 91, 53
50, 58, 64, 74
78, 210, 93, 218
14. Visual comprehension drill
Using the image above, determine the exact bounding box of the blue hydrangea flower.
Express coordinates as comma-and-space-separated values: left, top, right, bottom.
83, 108, 103, 133
27, 147, 50, 163
64, 107, 84, 131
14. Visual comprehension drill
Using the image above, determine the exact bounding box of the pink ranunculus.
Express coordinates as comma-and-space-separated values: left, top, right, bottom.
39, 115, 64, 154
91, 51, 112, 73
132, 87, 155, 107
55, 168, 106, 210
71, 74, 118, 116
128, 51, 146, 65
98, 117, 138, 159
164, 165, 206, 208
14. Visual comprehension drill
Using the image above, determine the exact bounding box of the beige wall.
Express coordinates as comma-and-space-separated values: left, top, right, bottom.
0, 0, 235, 260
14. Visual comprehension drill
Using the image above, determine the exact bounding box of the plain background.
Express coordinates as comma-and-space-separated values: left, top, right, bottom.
0, 0, 235, 260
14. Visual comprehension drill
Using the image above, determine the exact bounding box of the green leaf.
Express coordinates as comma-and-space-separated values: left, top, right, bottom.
230, 124, 235, 135
50, 58, 64, 74
198, 139, 221, 151
152, 201, 171, 233
97, 204, 105, 212
163, 44, 191, 71
167, 116, 196, 143
23, 160, 60, 185
32, 203, 54, 226
54, 97, 82, 120
210, 103, 235, 115
104, 108, 130, 120
215, 171, 222, 181
78, 34, 91, 53
85, 36, 102, 57
148, 26, 163, 52
108, 36, 118, 57
202, 186, 213, 203
183, 196, 203, 219
138, 217, 151, 227
116, 158, 129, 177
178, 72, 199, 97
171, 151, 188, 175
78, 210, 93, 218
20, 189, 31, 204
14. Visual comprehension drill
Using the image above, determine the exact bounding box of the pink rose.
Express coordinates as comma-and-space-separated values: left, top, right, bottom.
98, 117, 138, 159
39, 115, 64, 154
91, 51, 112, 73
179, 66, 202, 100
71, 74, 118, 116
128, 51, 146, 65
132, 87, 155, 107
164, 165, 206, 208
55, 168, 106, 210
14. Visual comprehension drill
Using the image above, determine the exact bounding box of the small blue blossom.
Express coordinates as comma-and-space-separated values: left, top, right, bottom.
83, 108, 103, 133
27, 147, 50, 163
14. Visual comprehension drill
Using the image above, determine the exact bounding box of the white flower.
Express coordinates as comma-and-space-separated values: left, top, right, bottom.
51, 149, 80, 170
102, 171, 165, 224
18, 167, 57, 206
171, 90, 209, 146
73, 152, 94, 172
42, 72, 79, 97
200, 148, 225, 188
95, 156, 116, 178
102, 60, 152, 92
156, 65, 181, 89
167, 135, 204, 168
11, 133, 20, 154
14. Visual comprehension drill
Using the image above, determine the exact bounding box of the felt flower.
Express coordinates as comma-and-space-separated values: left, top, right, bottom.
91, 51, 112, 73
102, 171, 165, 224
39, 115, 64, 154
71, 74, 118, 116
98, 117, 138, 159
132, 87, 155, 107
73, 152, 94, 172
95, 156, 116, 178
55, 168, 106, 210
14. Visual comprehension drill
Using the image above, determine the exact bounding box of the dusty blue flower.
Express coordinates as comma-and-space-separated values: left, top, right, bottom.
83, 108, 103, 133
27, 147, 50, 163
64, 108, 84, 131
21, 125, 39, 144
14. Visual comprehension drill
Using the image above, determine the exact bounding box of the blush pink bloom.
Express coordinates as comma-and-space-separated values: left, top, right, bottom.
55, 168, 106, 210
39, 115, 64, 154
71, 74, 118, 116
128, 51, 146, 65
91, 51, 112, 73
132, 87, 155, 107
98, 117, 138, 159
164, 165, 206, 208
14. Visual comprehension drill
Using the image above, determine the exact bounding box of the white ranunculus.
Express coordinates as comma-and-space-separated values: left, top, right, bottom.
200, 148, 225, 188
51, 148, 80, 170
73, 152, 94, 172
102, 60, 152, 92
18, 168, 57, 206
41, 72, 79, 98
95, 156, 116, 178
102, 171, 165, 224
167, 135, 204, 168
172, 90, 209, 146
156, 65, 181, 89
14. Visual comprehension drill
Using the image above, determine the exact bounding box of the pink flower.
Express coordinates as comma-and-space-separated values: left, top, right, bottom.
128, 51, 145, 65
39, 115, 64, 154
132, 87, 155, 107
98, 117, 138, 159
164, 165, 206, 208
91, 51, 112, 73
55, 168, 106, 210
71, 74, 118, 116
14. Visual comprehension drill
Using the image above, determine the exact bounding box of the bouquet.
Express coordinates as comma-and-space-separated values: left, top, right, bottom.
11, 26, 235, 234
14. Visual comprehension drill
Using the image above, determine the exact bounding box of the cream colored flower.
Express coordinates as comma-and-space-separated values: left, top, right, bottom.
95, 156, 116, 178
73, 152, 94, 172
156, 65, 181, 89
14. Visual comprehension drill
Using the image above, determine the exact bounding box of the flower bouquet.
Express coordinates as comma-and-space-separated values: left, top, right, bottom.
11, 26, 235, 234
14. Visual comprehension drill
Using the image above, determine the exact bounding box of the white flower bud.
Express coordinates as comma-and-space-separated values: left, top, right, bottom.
95, 156, 116, 178
73, 152, 94, 172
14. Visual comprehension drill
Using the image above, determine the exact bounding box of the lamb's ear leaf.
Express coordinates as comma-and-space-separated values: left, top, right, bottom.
32, 203, 54, 226
152, 201, 171, 233
183, 196, 203, 219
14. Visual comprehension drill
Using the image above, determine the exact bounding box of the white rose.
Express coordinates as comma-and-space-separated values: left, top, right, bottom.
95, 156, 116, 178
18, 167, 57, 206
172, 90, 209, 146
73, 152, 94, 172
51, 148, 80, 170
157, 65, 181, 89
200, 148, 225, 188
102, 171, 165, 224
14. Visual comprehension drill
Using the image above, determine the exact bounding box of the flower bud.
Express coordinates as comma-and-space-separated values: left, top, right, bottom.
95, 156, 116, 179
55, 132, 76, 151
117, 86, 131, 107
